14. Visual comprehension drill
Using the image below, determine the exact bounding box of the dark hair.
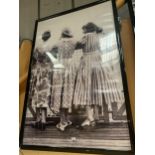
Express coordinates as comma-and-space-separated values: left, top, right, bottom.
82, 22, 103, 33
42, 31, 51, 41
96, 27, 103, 33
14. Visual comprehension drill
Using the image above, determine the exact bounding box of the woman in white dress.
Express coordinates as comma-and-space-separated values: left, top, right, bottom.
73, 22, 123, 127
50, 28, 78, 131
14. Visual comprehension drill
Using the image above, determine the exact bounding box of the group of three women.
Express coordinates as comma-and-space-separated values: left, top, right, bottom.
29, 22, 120, 131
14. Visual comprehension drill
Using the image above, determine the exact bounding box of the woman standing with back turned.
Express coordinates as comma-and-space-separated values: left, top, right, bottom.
73, 22, 123, 127
50, 28, 78, 131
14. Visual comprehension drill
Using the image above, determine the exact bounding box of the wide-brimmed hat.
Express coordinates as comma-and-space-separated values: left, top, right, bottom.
61, 28, 73, 38
42, 31, 51, 41
82, 22, 103, 33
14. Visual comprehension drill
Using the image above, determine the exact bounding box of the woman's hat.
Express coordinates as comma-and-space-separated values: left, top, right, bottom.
61, 28, 73, 38
82, 22, 103, 33
42, 31, 51, 41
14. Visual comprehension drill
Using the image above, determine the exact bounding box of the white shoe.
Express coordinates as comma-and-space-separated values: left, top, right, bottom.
81, 119, 96, 127
81, 119, 90, 127
56, 123, 67, 131
56, 121, 72, 131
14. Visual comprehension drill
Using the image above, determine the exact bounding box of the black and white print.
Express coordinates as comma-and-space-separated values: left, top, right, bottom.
21, 0, 132, 151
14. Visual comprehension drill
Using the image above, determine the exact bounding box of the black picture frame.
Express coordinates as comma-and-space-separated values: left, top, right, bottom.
127, 0, 135, 30
20, 0, 135, 154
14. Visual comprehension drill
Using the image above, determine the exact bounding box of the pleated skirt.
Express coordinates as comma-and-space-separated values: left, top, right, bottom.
73, 51, 123, 108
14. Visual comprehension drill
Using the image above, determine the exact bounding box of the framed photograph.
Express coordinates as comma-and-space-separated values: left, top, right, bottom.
20, 0, 134, 154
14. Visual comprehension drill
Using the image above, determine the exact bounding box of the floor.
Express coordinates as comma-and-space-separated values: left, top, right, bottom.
23, 122, 131, 151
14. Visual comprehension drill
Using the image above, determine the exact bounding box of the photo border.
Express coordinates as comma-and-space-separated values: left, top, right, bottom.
19, 0, 135, 154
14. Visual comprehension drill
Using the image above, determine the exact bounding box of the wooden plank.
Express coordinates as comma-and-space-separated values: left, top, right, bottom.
23, 138, 131, 151
23, 122, 131, 143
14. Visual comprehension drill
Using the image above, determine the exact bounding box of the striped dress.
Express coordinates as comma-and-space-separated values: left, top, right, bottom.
50, 38, 77, 113
73, 32, 123, 110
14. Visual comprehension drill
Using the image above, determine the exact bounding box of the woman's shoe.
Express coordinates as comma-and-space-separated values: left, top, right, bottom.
81, 119, 96, 127
56, 123, 67, 131
56, 121, 72, 131
81, 119, 91, 127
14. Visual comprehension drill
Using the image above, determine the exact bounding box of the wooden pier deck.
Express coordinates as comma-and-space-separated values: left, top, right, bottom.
23, 122, 131, 151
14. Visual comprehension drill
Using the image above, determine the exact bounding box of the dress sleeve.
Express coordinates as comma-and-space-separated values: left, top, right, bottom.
75, 36, 86, 49
81, 36, 86, 45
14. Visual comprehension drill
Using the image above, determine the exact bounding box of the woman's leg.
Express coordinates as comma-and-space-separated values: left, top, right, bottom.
94, 105, 99, 121
36, 107, 41, 122
40, 108, 47, 130
33, 107, 44, 129
81, 105, 95, 127
60, 108, 68, 125
56, 108, 72, 131
35, 107, 41, 128
87, 105, 95, 122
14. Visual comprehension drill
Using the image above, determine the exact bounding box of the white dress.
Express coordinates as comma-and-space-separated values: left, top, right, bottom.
50, 38, 77, 113
73, 32, 123, 113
